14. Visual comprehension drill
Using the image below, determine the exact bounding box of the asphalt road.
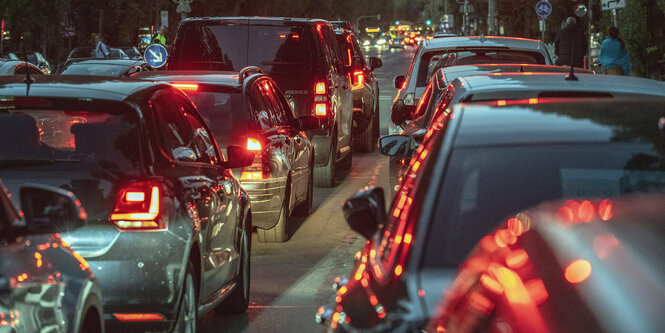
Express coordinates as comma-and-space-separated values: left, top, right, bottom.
199, 45, 417, 332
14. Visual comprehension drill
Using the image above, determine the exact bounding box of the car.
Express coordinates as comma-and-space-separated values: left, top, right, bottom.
386, 64, 595, 198
428, 193, 665, 333
330, 20, 352, 31
0, 52, 19, 60
334, 26, 383, 152
66, 46, 129, 60
317, 97, 665, 331
388, 37, 406, 49
26, 52, 52, 74
168, 17, 355, 188
0, 179, 104, 332
0, 75, 254, 331
433, 32, 459, 38
0, 59, 44, 75
136, 68, 320, 243
119, 46, 143, 60
55, 58, 153, 77
391, 36, 554, 133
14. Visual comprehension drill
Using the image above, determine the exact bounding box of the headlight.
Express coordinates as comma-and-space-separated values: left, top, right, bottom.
376, 39, 387, 45
362, 40, 371, 46
403, 93, 415, 106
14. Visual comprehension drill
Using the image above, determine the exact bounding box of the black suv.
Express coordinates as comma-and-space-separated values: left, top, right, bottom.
168, 17, 354, 187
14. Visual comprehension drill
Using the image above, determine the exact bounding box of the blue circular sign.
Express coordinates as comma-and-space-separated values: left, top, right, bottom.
535, 0, 553, 17
144, 44, 168, 68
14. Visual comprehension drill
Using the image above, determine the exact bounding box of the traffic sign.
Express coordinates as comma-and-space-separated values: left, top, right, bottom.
601, 0, 626, 10
535, 0, 553, 18
144, 44, 168, 68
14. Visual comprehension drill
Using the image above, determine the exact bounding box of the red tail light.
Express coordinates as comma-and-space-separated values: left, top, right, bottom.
241, 138, 268, 180
315, 103, 327, 116
315, 82, 326, 95
114, 313, 166, 322
110, 181, 163, 230
172, 83, 198, 90
351, 71, 364, 89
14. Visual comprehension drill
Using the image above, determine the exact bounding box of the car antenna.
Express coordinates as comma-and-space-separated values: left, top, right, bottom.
22, 42, 33, 96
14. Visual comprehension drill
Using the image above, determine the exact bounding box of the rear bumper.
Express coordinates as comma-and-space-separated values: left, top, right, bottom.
241, 177, 287, 230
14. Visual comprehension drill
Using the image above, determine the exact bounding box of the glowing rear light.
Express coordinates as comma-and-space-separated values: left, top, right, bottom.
315, 103, 327, 116
315, 82, 326, 95
565, 259, 592, 284
351, 71, 364, 89
172, 83, 198, 90
110, 182, 163, 230
247, 138, 261, 151
113, 313, 166, 322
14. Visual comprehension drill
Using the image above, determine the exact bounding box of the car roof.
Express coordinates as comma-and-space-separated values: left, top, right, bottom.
181, 16, 330, 25
442, 64, 593, 78
451, 73, 665, 99
453, 98, 665, 147
0, 75, 169, 101
136, 70, 243, 89
421, 36, 544, 51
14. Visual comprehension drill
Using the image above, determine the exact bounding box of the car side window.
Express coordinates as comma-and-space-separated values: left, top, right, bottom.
317, 25, 341, 74
324, 27, 345, 74
178, 96, 221, 164
249, 83, 274, 130
151, 91, 197, 160
264, 81, 295, 125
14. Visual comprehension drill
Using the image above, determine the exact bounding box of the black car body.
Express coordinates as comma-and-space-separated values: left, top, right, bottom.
55, 59, 153, 77
168, 17, 354, 187
136, 69, 318, 243
0, 76, 253, 331
430, 193, 665, 333
0, 59, 44, 75
0, 179, 104, 332
26, 52, 52, 75
318, 98, 665, 331
334, 27, 383, 152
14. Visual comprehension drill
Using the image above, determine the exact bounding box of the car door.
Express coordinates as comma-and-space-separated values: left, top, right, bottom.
321, 25, 353, 148
265, 79, 310, 202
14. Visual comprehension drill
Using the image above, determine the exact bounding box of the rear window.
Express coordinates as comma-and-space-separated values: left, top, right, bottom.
0, 107, 140, 171
59, 63, 129, 76
180, 88, 245, 137
172, 23, 313, 73
417, 49, 546, 86
423, 143, 665, 268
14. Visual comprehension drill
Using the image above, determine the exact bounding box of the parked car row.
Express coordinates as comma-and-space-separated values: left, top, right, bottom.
1, 16, 383, 332
317, 34, 665, 333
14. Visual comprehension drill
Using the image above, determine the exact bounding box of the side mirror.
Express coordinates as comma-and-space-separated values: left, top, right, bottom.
225, 144, 255, 168
391, 99, 409, 126
370, 57, 382, 71
296, 115, 320, 131
378, 134, 414, 158
394, 75, 406, 89
20, 184, 87, 234
343, 186, 386, 240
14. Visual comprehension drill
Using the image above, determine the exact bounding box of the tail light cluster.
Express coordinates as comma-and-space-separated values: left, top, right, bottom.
110, 181, 163, 230
314, 81, 328, 117
240, 137, 269, 180
351, 71, 364, 90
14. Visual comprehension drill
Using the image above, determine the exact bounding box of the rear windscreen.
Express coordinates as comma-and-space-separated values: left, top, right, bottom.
180, 89, 245, 142
173, 24, 313, 74
60, 63, 129, 76
418, 49, 546, 86
0, 108, 140, 171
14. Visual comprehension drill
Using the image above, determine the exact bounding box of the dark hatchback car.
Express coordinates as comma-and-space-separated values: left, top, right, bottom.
168, 17, 354, 187
55, 58, 153, 77
334, 26, 383, 152
429, 194, 665, 333
137, 68, 319, 243
0, 59, 44, 75
0, 76, 254, 331
317, 98, 665, 331
0, 180, 104, 332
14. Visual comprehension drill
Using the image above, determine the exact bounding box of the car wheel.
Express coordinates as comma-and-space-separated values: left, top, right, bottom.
174, 262, 197, 333
257, 190, 289, 242
293, 161, 313, 216
353, 112, 375, 153
314, 136, 336, 187
216, 220, 251, 313
79, 296, 102, 333
338, 146, 353, 170
372, 88, 381, 143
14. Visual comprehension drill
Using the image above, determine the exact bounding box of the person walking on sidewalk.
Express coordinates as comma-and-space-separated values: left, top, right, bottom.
554, 17, 587, 68
598, 26, 631, 75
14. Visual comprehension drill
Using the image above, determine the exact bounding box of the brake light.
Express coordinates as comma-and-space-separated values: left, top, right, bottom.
351, 71, 364, 89
110, 182, 163, 230
247, 137, 261, 151
172, 83, 198, 90
315, 82, 326, 95
113, 313, 166, 322
315, 103, 327, 116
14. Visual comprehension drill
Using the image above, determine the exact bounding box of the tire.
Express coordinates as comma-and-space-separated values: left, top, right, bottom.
79, 296, 102, 333
174, 262, 197, 333
257, 191, 289, 243
338, 146, 353, 170
216, 219, 251, 313
372, 88, 381, 143
353, 113, 375, 153
293, 161, 313, 217
314, 136, 336, 188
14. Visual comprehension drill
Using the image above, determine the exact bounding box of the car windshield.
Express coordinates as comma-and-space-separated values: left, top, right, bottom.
180, 88, 245, 144
173, 23, 313, 73
59, 63, 129, 76
423, 143, 665, 268
0, 108, 141, 171
417, 49, 546, 86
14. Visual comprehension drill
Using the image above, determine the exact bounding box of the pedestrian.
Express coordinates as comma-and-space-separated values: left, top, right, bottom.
598, 26, 631, 75
153, 26, 167, 46
554, 17, 587, 68
93, 33, 110, 58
